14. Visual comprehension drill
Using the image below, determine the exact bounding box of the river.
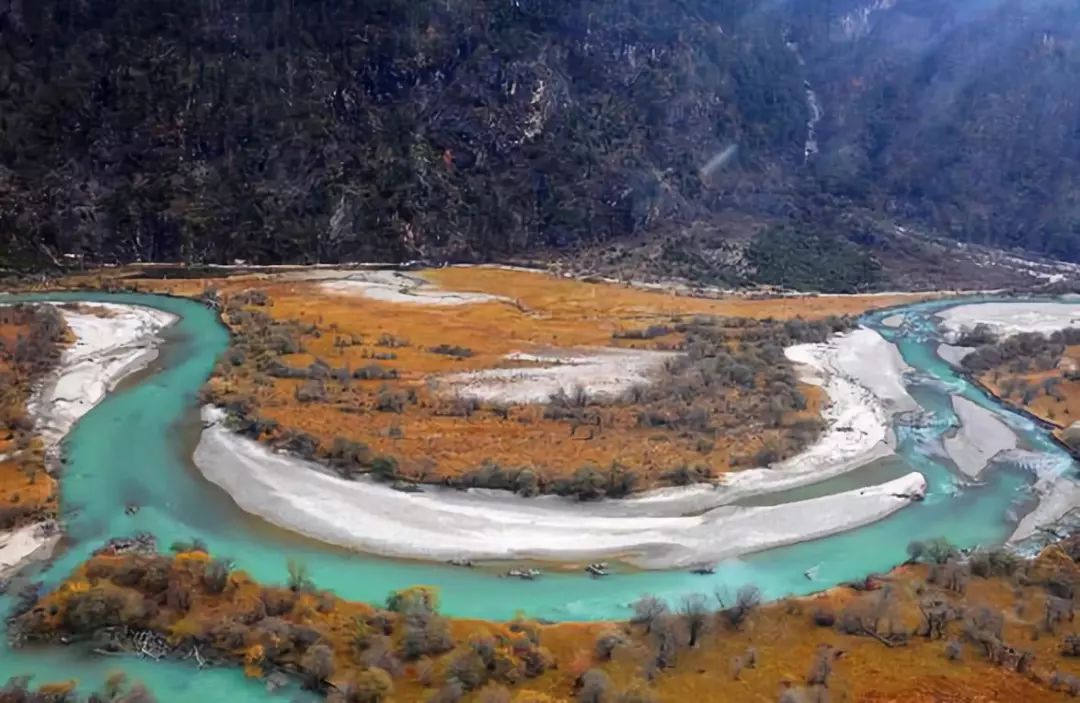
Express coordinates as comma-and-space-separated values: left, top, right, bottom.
0, 291, 1076, 700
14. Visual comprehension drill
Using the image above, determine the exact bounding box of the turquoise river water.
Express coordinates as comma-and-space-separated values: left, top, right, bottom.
0, 291, 1076, 700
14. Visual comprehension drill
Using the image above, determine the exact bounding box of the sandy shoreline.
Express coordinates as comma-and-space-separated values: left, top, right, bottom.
0, 302, 177, 580
937, 343, 974, 367
944, 396, 1016, 479
710, 327, 916, 503
938, 301, 1080, 338
28, 304, 179, 459
194, 325, 927, 567
932, 300, 1080, 543
1005, 449, 1080, 545
196, 406, 926, 568
315, 269, 509, 306
436, 347, 679, 405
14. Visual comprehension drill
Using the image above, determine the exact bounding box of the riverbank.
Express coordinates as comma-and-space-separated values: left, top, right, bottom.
944, 396, 1016, 479
14, 541, 1080, 703
194, 325, 926, 568
28, 304, 179, 459
933, 300, 1080, 540
938, 300, 1080, 339
0, 303, 176, 579
713, 327, 916, 503
196, 404, 926, 567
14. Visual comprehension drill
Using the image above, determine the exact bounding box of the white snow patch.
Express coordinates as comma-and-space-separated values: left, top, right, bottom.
881, 314, 905, 329
937, 344, 974, 367
1006, 450, 1080, 544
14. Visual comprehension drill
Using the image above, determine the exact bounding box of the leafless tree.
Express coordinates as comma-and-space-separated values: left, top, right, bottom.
680, 593, 710, 647
632, 595, 668, 634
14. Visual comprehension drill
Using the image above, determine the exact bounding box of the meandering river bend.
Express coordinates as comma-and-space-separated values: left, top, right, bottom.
0, 292, 1076, 700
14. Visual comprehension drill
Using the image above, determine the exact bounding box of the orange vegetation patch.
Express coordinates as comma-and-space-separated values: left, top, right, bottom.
0, 310, 64, 530
425, 266, 931, 321
980, 345, 1080, 432
130, 267, 936, 489
0, 455, 56, 524
20, 545, 1080, 702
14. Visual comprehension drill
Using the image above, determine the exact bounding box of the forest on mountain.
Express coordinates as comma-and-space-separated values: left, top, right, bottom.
1, 0, 1079, 280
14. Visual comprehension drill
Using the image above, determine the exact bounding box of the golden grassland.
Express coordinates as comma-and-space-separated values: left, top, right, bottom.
0, 316, 58, 529
107, 266, 936, 488
19, 545, 1080, 702
979, 345, 1080, 443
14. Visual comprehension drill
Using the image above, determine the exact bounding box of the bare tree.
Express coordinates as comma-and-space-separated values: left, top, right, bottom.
651, 615, 679, 670
679, 593, 710, 647
722, 584, 762, 630
578, 669, 613, 703
632, 595, 668, 634
595, 629, 627, 661
806, 645, 835, 687
1045, 596, 1075, 633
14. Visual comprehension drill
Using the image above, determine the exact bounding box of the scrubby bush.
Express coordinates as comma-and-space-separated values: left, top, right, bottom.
328, 438, 373, 477
595, 630, 627, 661
812, 608, 836, 628
286, 558, 314, 593
720, 585, 761, 629
332, 667, 394, 703
578, 669, 613, 703
301, 643, 335, 689
631, 595, 668, 634
202, 558, 233, 594
371, 456, 398, 481
295, 380, 328, 403
375, 388, 409, 413
353, 364, 398, 381
428, 344, 474, 358
612, 325, 673, 340
679, 593, 710, 647
376, 334, 409, 348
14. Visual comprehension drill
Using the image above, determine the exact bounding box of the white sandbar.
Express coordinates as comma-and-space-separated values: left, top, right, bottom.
0, 302, 176, 579
944, 396, 1016, 479
194, 405, 926, 569
317, 270, 506, 306
938, 301, 1080, 338
435, 347, 678, 404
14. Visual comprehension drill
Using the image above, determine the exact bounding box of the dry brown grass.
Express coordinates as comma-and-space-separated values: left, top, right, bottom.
25, 548, 1080, 703
980, 345, 1080, 438
0, 315, 59, 528
125, 267, 938, 489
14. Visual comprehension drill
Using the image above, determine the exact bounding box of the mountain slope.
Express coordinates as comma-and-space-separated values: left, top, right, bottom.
0, 0, 806, 266
1, 0, 1079, 280
796, 0, 1080, 260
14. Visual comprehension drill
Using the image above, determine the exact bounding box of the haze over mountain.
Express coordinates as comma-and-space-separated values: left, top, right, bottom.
1, 0, 1078, 289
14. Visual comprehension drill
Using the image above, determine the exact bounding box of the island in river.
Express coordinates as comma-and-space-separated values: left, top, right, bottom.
1, 266, 1079, 702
